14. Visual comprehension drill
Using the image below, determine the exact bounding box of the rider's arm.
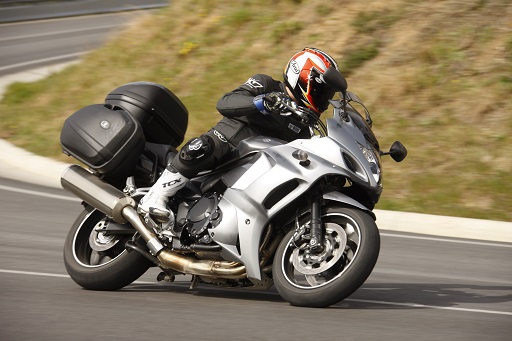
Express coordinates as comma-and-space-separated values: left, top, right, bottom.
216, 74, 282, 118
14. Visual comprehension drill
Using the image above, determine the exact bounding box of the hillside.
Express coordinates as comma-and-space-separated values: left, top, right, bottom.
0, 0, 511, 221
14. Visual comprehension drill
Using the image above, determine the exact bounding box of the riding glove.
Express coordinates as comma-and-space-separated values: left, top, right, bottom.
253, 92, 293, 115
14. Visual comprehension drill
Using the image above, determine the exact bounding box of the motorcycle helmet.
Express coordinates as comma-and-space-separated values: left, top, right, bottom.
283, 47, 339, 113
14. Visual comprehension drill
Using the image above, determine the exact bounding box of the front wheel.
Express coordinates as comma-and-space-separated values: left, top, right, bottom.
272, 206, 380, 307
63, 206, 152, 290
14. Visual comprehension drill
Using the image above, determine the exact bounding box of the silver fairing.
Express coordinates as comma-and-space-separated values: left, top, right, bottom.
208, 111, 381, 281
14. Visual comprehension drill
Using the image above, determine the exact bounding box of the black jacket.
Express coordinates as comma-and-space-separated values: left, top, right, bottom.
214, 74, 311, 146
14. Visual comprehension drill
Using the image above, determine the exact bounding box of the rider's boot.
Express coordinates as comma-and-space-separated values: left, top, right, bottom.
138, 168, 189, 221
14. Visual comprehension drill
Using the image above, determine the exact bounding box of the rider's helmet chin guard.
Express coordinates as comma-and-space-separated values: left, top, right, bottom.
283, 47, 339, 115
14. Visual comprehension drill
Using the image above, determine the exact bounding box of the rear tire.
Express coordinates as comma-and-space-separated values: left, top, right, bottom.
272, 206, 380, 307
63, 206, 152, 290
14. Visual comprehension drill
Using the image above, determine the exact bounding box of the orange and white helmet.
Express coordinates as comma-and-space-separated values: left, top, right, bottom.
283, 47, 339, 113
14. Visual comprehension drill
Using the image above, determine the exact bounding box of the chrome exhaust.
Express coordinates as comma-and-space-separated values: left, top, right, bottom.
121, 207, 246, 279
61, 165, 135, 224
61, 165, 247, 279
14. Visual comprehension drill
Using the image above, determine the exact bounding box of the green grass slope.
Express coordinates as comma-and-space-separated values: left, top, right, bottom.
1, 0, 511, 221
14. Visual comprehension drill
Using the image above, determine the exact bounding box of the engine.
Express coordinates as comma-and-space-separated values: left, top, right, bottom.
185, 194, 223, 244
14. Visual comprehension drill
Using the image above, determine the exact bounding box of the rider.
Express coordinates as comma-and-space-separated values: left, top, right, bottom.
138, 47, 340, 220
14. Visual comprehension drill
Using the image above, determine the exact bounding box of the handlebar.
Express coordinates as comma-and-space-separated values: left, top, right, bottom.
265, 94, 318, 125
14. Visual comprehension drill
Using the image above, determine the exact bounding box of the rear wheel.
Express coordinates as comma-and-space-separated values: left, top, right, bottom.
272, 206, 380, 307
63, 206, 151, 290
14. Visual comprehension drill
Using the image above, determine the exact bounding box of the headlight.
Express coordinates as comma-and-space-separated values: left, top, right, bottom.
358, 142, 381, 182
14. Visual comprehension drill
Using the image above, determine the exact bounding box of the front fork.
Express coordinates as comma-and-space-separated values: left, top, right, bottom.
309, 190, 324, 253
291, 189, 325, 252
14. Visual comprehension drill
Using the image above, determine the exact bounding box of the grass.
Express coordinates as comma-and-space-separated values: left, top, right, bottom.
0, 0, 511, 221
341, 41, 380, 75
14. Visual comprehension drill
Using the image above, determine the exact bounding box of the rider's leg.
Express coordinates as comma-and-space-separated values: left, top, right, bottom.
138, 132, 229, 221
138, 168, 188, 220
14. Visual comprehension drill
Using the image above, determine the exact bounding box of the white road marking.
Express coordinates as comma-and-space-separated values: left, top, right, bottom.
0, 269, 69, 278
0, 184, 81, 202
380, 232, 512, 248
0, 24, 122, 42
0, 52, 88, 72
371, 268, 512, 285
345, 298, 512, 316
1, 268, 510, 316
0, 269, 153, 284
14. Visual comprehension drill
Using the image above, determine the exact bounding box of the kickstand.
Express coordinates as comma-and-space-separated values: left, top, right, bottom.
189, 275, 199, 289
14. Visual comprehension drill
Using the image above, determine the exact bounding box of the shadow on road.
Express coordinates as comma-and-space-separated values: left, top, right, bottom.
120, 281, 286, 303
118, 281, 512, 309
331, 282, 512, 309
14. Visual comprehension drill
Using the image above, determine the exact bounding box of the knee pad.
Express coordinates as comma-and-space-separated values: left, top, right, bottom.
171, 132, 231, 178
179, 135, 214, 163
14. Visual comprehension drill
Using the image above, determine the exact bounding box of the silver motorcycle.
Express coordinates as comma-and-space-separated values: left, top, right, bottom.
60, 68, 407, 307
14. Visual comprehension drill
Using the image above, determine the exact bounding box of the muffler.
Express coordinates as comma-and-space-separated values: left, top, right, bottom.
61, 165, 246, 279
61, 165, 135, 224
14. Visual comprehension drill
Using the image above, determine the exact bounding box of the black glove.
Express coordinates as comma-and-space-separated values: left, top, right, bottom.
254, 92, 293, 115
263, 92, 293, 114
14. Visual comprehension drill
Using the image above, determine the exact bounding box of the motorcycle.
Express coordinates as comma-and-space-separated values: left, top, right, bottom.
59, 68, 407, 307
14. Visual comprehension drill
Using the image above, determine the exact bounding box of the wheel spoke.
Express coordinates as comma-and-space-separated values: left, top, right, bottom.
89, 251, 101, 266
73, 210, 131, 268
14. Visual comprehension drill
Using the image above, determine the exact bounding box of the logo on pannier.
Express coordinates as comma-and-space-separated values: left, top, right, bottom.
100, 121, 111, 129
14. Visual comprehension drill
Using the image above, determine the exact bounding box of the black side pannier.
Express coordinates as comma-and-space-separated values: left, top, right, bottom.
60, 104, 144, 175
105, 82, 188, 147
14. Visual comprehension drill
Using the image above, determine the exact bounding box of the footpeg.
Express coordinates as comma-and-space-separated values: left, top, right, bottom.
137, 206, 170, 223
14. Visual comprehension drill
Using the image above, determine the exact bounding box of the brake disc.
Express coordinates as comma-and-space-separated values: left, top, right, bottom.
291, 222, 347, 276
88, 218, 119, 252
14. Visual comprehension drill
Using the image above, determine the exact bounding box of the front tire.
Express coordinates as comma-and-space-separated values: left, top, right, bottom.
272, 206, 380, 307
63, 206, 152, 290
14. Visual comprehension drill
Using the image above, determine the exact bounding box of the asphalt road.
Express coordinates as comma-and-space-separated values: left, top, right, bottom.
0, 0, 168, 23
1, 177, 511, 341
0, 11, 147, 76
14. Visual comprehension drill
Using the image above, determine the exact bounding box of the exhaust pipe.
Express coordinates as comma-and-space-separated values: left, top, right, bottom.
61, 165, 135, 224
61, 165, 246, 279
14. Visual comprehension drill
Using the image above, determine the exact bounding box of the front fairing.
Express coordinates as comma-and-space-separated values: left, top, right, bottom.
300, 96, 384, 203
345, 104, 380, 151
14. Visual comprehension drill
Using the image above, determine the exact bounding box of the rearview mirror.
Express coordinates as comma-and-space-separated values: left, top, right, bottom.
322, 67, 348, 94
382, 141, 407, 162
